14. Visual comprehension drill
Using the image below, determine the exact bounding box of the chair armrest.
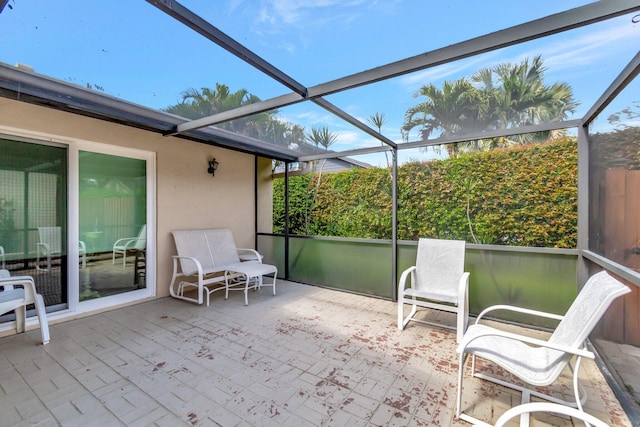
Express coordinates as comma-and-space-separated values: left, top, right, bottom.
0, 275, 38, 304
475, 304, 564, 325
458, 272, 470, 300
171, 255, 205, 278
397, 265, 417, 294
457, 325, 594, 359
79, 241, 86, 252
113, 237, 136, 248
237, 248, 262, 262
37, 242, 50, 254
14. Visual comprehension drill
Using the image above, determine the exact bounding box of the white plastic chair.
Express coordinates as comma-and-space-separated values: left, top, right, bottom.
112, 224, 146, 266
37, 226, 86, 271
398, 238, 469, 342
0, 269, 50, 345
456, 270, 630, 426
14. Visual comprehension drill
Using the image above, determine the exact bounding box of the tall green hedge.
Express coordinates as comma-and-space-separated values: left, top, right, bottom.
273, 138, 577, 248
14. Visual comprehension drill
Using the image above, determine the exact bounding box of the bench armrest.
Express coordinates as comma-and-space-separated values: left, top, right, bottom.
237, 248, 262, 263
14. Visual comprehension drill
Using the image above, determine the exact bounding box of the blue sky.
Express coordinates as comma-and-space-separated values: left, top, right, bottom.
1, 1, 638, 165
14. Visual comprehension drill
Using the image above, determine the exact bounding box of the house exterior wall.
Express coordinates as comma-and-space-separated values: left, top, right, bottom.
0, 97, 262, 299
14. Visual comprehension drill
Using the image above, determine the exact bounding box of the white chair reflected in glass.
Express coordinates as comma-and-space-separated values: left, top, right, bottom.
36, 226, 86, 272
112, 224, 146, 267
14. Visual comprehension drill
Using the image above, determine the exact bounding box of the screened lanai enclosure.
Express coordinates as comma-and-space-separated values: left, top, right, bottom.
1, 0, 640, 423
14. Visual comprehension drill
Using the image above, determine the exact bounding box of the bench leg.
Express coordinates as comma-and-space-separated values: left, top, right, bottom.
244, 277, 249, 305
272, 274, 277, 296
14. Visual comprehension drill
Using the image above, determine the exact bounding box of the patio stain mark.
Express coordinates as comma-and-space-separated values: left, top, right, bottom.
267, 402, 280, 418
168, 366, 190, 375
384, 391, 414, 412
195, 345, 214, 360
375, 332, 391, 342
351, 334, 371, 344
186, 412, 198, 425
152, 361, 166, 372
327, 369, 353, 389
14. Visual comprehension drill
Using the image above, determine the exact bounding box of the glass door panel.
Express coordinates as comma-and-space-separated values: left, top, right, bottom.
0, 138, 68, 313
78, 151, 146, 301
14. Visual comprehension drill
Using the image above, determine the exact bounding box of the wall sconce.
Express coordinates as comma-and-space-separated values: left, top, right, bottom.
207, 158, 219, 177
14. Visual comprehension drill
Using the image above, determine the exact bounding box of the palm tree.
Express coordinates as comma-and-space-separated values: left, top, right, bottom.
303, 126, 338, 234
306, 125, 337, 152
402, 78, 484, 155
163, 83, 280, 142
367, 112, 391, 169
471, 55, 577, 145
403, 56, 578, 154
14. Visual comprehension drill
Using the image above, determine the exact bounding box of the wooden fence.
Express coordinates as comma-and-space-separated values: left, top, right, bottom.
593, 167, 640, 345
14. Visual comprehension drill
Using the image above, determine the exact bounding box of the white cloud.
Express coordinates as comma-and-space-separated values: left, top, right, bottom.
397, 17, 639, 92
398, 53, 500, 91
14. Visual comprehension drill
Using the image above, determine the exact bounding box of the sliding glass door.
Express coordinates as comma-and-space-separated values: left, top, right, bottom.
78, 151, 147, 301
1, 133, 154, 322
0, 138, 68, 312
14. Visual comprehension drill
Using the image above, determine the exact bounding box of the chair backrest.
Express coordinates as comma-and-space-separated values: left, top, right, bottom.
204, 229, 241, 266
550, 270, 631, 349
134, 224, 147, 250
0, 269, 10, 278
415, 238, 465, 299
172, 228, 240, 275
38, 226, 62, 253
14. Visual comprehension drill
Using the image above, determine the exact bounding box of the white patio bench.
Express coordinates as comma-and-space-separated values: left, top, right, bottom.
169, 228, 277, 306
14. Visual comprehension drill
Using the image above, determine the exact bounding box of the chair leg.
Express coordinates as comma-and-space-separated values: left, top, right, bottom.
571, 357, 588, 411
456, 352, 468, 419
14, 305, 26, 334
34, 293, 50, 345
398, 297, 418, 330
456, 306, 468, 343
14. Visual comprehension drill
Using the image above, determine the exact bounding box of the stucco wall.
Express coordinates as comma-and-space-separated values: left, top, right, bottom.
0, 98, 266, 299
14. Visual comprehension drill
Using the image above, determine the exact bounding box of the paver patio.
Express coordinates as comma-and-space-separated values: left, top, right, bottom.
0, 281, 631, 426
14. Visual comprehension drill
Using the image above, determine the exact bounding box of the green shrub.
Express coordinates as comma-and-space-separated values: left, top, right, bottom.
273, 138, 577, 248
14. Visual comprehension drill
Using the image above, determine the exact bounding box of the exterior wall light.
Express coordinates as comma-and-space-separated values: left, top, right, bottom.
207, 158, 219, 177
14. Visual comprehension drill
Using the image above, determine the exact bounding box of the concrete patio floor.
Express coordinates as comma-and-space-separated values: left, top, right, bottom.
0, 281, 632, 426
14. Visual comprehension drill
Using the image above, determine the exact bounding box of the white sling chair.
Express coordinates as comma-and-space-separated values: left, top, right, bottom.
112, 224, 146, 266
456, 270, 630, 426
398, 238, 469, 343
485, 402, 610, 427
0, 269, 50, 345
37, 226, 86, 272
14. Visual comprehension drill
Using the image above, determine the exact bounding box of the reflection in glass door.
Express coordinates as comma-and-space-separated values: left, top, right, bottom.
0, 138, 68, 314
79, 151, 146, 301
